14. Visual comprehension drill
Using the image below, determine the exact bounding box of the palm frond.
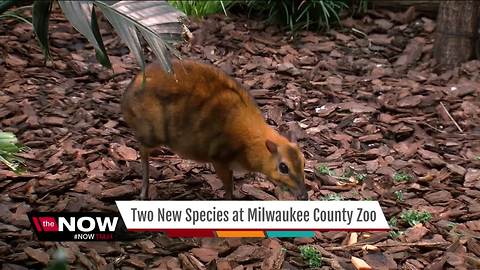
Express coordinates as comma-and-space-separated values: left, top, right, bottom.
0, 131, 27, 173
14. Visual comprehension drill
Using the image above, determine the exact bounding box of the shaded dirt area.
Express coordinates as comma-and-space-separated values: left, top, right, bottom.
1, 6, 480, 270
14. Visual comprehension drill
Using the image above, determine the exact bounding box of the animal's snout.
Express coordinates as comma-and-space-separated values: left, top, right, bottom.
295, 186, 309, 201
297, 191, 308, 200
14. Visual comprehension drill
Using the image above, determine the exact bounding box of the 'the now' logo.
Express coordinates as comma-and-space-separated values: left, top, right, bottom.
28, 212, 126, 241
33, 216, 118, 232
36, 217, 58, 232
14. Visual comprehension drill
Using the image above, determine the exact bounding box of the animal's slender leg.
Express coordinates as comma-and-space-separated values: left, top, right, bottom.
213, 162, 233, 200
140, 146, 150, 200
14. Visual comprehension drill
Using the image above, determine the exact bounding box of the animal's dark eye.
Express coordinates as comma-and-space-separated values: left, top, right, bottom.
279, 162, 289, 174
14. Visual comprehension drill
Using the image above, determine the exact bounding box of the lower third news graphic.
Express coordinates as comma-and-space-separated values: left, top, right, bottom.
28, 212, 128, 241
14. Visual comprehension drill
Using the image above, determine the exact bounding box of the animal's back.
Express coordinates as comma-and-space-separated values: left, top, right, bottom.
121, 59, 265, 163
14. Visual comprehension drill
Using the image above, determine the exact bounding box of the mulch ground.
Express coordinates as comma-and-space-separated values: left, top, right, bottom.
1, 5, 480, 270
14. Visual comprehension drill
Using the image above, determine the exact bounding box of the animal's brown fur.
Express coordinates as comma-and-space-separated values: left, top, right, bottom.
121, 59, 307, 200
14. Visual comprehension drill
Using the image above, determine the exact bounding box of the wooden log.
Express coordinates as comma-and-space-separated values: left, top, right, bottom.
433, 0, 480, 68
369, 0, 439, 17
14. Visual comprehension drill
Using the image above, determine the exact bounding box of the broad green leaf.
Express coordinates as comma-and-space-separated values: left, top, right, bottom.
0, 0, 17, 15
139, 27, 171, 73
58, 1, 111, 68
97, 2, 145, 71
0, 132, 26, 173
32, 0, 52, 59
91, 5, 111, 68
0, 143, 20, 153
95, 0, 188, 73
0, 155, 18, 172
109, 1, 184, 37
0, 131, 18, 144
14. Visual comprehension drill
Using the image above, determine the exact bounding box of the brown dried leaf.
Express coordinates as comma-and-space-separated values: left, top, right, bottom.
203, 174, 223, 192
42, 116, 65, 126
6, 54, 28, 67
424, 190, 452, 204
363, 253, 397, 270
315, 41, 335, 52
111, 143, 137, 161
338, 102, 376, 113
394, 37, 425, 67
101, 185, 136, 199
464, 169, 480, 188
403, 224, 429, 243
241, 184, 277, 200
397, 95, 422, 108
466, 220, 480, 231
216, 259, 232, 270
191, 248, 218, 263
227, 245, 265, 263
126, 255, 147, 268
2, 264, 30, 270
261, 243, 285, 270
24, 247, 49, 265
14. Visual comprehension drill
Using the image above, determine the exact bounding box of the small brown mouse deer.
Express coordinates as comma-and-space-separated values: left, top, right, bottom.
121, 59, 308, 200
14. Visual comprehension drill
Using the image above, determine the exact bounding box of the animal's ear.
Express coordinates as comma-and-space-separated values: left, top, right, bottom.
265, 140, 278, 154
286, 130, 297, 144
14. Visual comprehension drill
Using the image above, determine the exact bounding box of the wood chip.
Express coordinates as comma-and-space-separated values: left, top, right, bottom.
351, 256, 372, 270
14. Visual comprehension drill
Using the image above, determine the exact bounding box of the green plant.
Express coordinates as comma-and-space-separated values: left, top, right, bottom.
299, 245, 322, 268
389, 230, 401, 239
44, 248, 68, 270
350, 0, 369, 14
393, 171, 412, 182
354, 172, 367, 182
0, 131, 27, 173
1, 0, 190, 74
388, 217, 397, 227
316, 164, 369, 184
394, 190, 404, 202
447, 222, 458, 230
400, 210, 432, 227
342, 168, 367, 182
316, 164, 334, 176
388, 217, 401, 239
320, 193, 344, 201
245, 0, 348, 33
0, 5, 32, 25
169, 0, 232, 17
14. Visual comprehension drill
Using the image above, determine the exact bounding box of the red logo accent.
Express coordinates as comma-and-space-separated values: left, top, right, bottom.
39, 217, 58, 232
